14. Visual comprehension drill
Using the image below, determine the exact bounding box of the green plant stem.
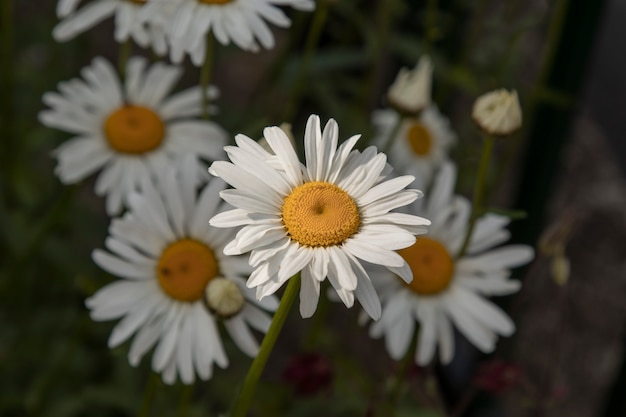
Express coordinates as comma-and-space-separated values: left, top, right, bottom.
281, 0, 329, 122
387, 334, 417, 408
457, 135, 494, 258
424, 0, 439, 54
138, 373, 159, 417
201, 32, 215, 120
1, 0, 15, 198
118, 39, 132, 79
177, 383, 194, 417
230, 274, 301, 417
381, 113, 405, 155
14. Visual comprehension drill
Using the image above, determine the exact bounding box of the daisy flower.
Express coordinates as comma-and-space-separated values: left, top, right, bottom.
209, 115, 431, 320
87, 156, 278, 384
372, 106, 456, 187
141, 0, 315, 66
39, 56, 226, 214
53, 0, 168, 56
369, 162, 534, 365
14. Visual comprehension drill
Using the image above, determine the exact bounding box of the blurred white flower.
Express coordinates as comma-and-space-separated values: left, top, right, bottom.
387, 55, 433, 115
87, 156, 278, 385
472, 89, 522, 136
209, 115, 430, 319
369, 162, 533, 365
53, 0, 167, 54
141, 0, 315, 66
373, 106, 456, 187
39, 56, 227, 214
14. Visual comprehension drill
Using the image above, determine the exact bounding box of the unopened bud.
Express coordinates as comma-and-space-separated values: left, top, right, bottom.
205, 278, 245, 319
472, 89, 522, 136
387, 55, 433, 115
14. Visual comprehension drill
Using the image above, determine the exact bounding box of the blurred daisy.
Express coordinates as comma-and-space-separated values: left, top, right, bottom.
53, 0, 168, 55
87, 156, 278, 384
369, 162, 533, 365
141, 0, 315, 65
40, 56, 226, 214
387, 55, 433, 115
472, 89, 522, 136
373, 106, 456, 187
209, 115, 430, 320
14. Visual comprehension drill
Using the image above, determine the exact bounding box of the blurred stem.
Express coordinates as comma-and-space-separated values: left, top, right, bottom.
281, 0, 329, 122
387, 334, 417, 409
177, 384, 194, 417
457, 135, 494, 258
382, 113, 404, 155
303, 285, 329, 349
424, 0, 439, 54
1, 0, 15, 198
138, 373, 159, 417
230, 274, 301, 417
201, 32, 215, 120
118, 39, 132, 79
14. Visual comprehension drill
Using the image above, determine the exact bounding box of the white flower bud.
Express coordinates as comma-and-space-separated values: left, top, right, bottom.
472, 89, 522, 136
387, 55, 433, 115
205, 278, 245, 319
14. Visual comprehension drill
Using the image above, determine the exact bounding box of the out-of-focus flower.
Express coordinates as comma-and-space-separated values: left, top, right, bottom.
472, 89, 522, 136
209, 115, 430, 319
87, 156, 278, 385
369, 162, 533, 365
387, 55, 433, 115
474, 359, 524, 394
373, 106, 456, 187
141, 0, 315, 66
39, 56, 226, 214
53, 0, 168, 55
283, 353, 334, 396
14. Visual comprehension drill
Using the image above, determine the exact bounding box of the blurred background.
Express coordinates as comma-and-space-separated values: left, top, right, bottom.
1, 0, 626, 416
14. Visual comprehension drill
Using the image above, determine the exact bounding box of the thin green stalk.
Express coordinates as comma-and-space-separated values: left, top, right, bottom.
200, 32, 215, 120
424, 0, 439, 54
1, 0, 15, 197
230, 274, 301, 417
177, 383, 194, 417
381, 113, 405, 155
281, 0, 329, 122
138, 372, 159, 417
387, 334, 417, 408
118, 39, 133, 79
457, 135, 494, 258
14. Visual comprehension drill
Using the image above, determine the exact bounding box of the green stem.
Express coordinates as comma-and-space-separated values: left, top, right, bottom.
457, 135, 494, 258
387, 334, 417, 408
177, 383, 194, 417
230, 274, 301, 417
138, 372, 159, 417
281, 0, 329, 122
424, 0, 439, 54
200, 32, 215, 120
118, 39, 132, 79
1, 0, 14, 198
381, 113, 405, 155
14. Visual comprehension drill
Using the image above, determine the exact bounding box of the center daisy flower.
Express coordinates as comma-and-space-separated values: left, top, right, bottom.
87, 156, 278, 384
40, 56, 227, 214
373, 106, 456, 186
209, 115, 431, 319
369, 162, 534, 365
141, 0, 315, 65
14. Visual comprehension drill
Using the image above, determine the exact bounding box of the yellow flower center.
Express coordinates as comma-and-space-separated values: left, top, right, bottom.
198, 0, 233, 5
104, 105, 165, 154
157, 239, 219, 302
282, 181, 361, 247
399, 237, 454, 295
405, 122, 432, 156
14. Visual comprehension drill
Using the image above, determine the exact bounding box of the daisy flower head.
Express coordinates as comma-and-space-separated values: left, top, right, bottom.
369, 162, 534, 366
209, 115, 431, 320
472, 89, 522, 136
387, 55, 433, 115
40, 56, 227, 214
373, 106, 456, 187
87, 155, 278, 384
53, 0, 168, 54
141, 0, 315, 66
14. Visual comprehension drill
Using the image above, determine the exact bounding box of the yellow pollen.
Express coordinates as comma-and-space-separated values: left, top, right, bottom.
282, 181, 361, 247
157, 239, 219, 302
104, 105, 165, 154
198, 0, 233, 5
406, 122, 433, 156
399, 237, 454, 295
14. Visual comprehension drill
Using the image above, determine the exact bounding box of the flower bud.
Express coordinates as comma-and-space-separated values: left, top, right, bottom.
387, 55, 433, 115
204, 278, 245, 319
472, 89, 522, 136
